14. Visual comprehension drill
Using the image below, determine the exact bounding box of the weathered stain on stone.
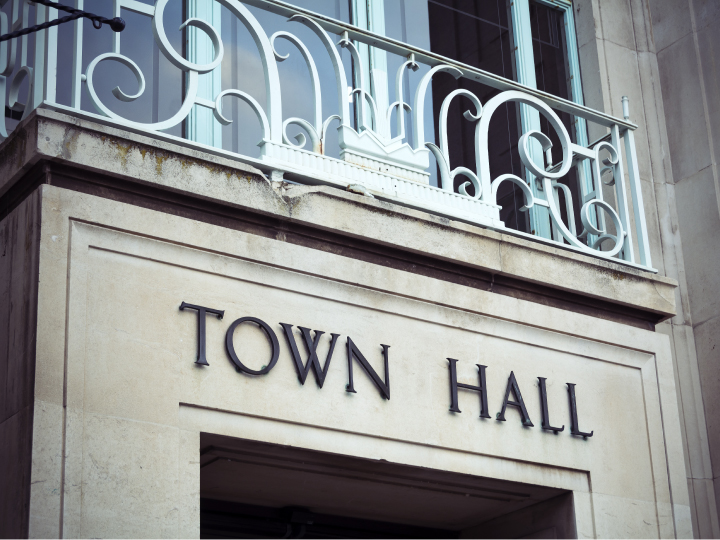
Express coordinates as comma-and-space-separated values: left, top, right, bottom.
0, 126, 29, 176
104, 139, 134, 170
95, 135, 155, 171
595, 266, 641, 285
155, 154, 168, 176
61, 127, 80, 160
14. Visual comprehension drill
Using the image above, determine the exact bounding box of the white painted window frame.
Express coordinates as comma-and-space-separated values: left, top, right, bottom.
186, 0, 222, 146
350, 0, 389, 133
510, 0, 588, 238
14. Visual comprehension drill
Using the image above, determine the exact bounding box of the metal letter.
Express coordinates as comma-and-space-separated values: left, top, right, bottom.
567, 383, 594, 438
345, 338, 390, 400
538, 377, 564, 433
497, 371, 534, 426
179, 301, 224, 366
448, 359, 491, 418
280, 323, 339, 388
225, 316, 280, 375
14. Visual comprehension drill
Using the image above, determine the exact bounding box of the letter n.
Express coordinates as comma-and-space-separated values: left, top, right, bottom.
345, 337, 390, 400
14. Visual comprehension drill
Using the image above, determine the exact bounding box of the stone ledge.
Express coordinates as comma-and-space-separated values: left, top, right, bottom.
0, 108, 677, 322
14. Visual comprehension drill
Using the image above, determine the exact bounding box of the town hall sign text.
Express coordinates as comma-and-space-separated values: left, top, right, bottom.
180, 301, 593, 438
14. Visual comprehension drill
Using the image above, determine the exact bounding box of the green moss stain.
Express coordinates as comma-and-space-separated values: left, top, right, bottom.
72, 131, 267, 186
105, 139, 133, 169
155, 154, 168, 175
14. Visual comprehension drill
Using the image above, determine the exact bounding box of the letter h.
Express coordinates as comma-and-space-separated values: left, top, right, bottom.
448, 359, 491, 418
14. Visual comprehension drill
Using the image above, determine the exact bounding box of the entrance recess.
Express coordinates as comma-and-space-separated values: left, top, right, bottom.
200, 434, 577, 538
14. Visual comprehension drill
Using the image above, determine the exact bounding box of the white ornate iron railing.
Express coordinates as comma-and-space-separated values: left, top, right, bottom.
0, 0, 654, 272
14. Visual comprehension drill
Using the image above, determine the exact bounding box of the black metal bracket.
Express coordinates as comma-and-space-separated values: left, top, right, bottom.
0, 0, 124, 43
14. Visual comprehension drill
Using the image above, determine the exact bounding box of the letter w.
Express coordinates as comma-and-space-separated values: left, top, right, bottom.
280, 323, 339, 388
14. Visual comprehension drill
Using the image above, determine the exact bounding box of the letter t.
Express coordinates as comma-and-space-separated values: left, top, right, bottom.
179, 302, 224, 366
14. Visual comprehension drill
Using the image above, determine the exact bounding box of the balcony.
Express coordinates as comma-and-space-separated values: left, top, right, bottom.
0, 0, 654, 272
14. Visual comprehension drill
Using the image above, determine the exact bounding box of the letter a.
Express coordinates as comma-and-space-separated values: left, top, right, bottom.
497, 371, 534, 426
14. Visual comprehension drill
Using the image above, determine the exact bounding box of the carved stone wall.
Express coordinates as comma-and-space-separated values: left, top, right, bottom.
576, 0, 720, 536
0, 112, 692, 538
650, 0, 720, 537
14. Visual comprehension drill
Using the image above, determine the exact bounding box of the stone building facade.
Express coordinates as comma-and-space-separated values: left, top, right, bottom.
0, 0, 718, 538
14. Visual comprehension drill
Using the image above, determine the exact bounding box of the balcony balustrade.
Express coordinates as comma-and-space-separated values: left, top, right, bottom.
0, 0, 654, 271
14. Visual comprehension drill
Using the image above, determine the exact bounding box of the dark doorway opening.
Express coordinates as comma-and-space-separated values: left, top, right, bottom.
201, 498, 455, 538
200, 433, 577, 539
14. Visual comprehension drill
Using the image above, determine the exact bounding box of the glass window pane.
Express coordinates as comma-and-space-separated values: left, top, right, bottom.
427, 0, 527, 231
49, 0, 183, 137
428, 0, 511, 77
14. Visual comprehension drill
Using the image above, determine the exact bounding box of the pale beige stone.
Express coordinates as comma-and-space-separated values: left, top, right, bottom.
572, 490, 596, 539
696, 24, 720, 177
628, 0, 654, 54
591, 492, 663, 538
693, 0, 720, 30
499, 234, 675, 317
24, 185, 689, 537
654, 182, 693, 326
178, 430, 200, 539
675, 168, 720, 326
640, 177, 665, 275
689, 477, 720, 538
669, 323, 713, 482
598, 0, 637, 51
73, 414, 181, 539
694, 316, 720, 479
657, 33, 713, 183
649, 0, 720, 532
674, 502, 694, 539
637, 50, 672, 185
0, 16, 696, 530
27, 401, 63, 539
687, 477, 700, 537
654, 337, 693, 508
649, 0, 693, 53
60, 406, 84, 539
34, 186, 75, 407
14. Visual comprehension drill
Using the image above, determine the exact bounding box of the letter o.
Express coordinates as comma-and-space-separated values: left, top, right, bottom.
225, 317, 280, 375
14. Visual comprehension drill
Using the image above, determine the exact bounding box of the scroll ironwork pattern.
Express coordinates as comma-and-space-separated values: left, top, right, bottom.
0, 0, 654, 272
